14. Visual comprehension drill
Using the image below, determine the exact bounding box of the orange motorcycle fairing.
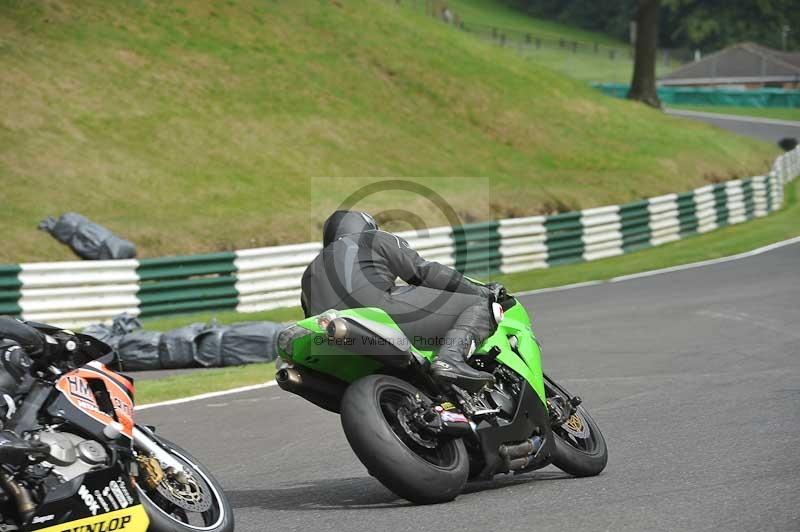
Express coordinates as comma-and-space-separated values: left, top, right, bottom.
54, 363, 136, 440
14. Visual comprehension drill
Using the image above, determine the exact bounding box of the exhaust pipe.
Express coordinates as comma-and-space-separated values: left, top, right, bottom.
325, 317, 413, 369
276, 366, 348, 414
500, 436, 544, 471
0, 471, 35, 522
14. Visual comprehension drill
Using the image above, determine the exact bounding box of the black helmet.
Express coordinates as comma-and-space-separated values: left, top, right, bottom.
322, 211, 379, 247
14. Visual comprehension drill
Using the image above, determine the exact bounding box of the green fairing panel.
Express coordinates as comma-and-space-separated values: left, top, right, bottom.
283, 328, 383, 383
283, 301, 547, 406
478, 302, 547, 406
285, 308, 427, 383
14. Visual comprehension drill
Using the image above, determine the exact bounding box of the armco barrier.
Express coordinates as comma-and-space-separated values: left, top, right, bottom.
0, 265, 22, 315
497, 215, 547, 274
137, 253, 238, 317
1, 147, 798, 328
453, 221, 501, 275
17, 260, 139, 324
234, 243, 321, 314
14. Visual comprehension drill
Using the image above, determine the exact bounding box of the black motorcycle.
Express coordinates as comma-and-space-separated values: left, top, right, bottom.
0, 318, 233, 532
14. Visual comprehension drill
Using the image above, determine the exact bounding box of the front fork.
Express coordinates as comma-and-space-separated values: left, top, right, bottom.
543, 374, 582, 426
132, 425, 186, 474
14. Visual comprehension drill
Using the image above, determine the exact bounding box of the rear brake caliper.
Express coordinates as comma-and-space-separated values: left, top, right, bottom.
396, 396, 439, 449
408, 400, 473, 439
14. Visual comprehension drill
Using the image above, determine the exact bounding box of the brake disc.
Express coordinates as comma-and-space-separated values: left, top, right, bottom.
396, 407, 438, 449
561, 412, 590, 440
155, 468, 213, 513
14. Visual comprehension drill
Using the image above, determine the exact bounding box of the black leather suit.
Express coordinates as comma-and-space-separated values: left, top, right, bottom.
301, 228, 497, 361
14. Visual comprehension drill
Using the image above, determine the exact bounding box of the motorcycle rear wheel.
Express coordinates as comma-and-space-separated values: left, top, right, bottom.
340, 374, 469, 504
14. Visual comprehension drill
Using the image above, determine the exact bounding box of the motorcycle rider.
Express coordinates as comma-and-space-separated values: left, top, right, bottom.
301, 211, 501, 391
0, 317, 51, 465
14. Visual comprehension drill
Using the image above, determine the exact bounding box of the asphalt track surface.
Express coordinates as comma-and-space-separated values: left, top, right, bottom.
665, 108, 800, 144
138, 240, 800, 532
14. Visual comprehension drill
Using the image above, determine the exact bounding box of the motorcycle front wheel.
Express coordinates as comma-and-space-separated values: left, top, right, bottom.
340, 374, 469, 504
136, 437, 234, 532
545, 375, 608, 477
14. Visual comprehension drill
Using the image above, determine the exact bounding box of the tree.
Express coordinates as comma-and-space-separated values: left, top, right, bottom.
509, 0, 799, 53
627, 0, 661, 108
661, 0, 799, 52
510, 0, 636, 39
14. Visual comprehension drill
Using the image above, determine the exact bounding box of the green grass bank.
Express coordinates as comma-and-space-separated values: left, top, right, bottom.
1, 0, 775, 263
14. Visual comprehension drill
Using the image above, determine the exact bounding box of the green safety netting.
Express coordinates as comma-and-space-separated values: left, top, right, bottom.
592, 83, 800, 108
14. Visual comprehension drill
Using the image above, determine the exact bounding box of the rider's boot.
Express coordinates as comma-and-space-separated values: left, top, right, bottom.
430, 330, 494, 393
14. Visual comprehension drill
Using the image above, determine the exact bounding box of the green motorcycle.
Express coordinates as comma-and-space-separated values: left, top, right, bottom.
275, 290, 607, 504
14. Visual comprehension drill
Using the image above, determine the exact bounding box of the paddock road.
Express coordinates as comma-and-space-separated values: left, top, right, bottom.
666, 108, 800, 144
139, 240, 800, 532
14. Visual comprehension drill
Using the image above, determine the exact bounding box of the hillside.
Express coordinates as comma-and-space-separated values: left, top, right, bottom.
446, 0, 679, 82
0, 0, 776, 263
448, 0, 621, 44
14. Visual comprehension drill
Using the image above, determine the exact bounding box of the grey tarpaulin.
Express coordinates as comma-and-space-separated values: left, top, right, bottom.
221, 322, 282, 366
158, 323, 207, 369
195, 322, 282, 367
117, 331, 162, 371
194, 327, 227, 368
38, 212, 136, 260
83, 315, 283, 371
82, 323, 116, 347
83, 314, 142, 350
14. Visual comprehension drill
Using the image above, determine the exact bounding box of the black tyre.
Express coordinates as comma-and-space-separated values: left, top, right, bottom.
136, 437, 234, 532
545, 376, 608, 477
340, 374, 469, 504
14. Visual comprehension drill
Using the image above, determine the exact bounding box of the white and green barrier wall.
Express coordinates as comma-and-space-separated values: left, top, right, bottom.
1, 147, 798, 328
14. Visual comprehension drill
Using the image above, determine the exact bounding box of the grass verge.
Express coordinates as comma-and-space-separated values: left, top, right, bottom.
139, 306, 304, 332
136, 363, 276, 406
133, 179, 798, 405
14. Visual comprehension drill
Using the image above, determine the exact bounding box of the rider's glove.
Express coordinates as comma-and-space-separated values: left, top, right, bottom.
483, 282, 508, 303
